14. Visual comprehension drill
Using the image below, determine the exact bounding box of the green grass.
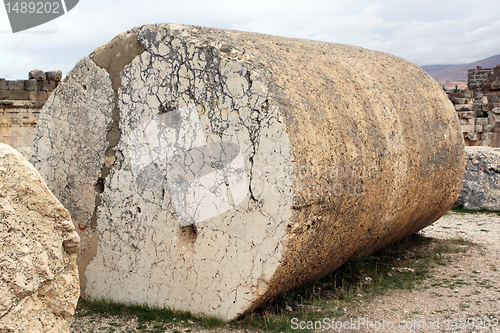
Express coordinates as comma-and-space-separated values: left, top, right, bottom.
449, 207, 500, 216
74, 299, 223, 332
74, 234, 475, 333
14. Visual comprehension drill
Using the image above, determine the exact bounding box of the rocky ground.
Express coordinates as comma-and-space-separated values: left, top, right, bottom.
70, 210, 500, 332
327, 210, 500, 333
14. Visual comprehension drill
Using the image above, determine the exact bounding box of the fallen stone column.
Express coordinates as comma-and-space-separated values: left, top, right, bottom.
0, 143, 80, 332
31, 24, 465, 320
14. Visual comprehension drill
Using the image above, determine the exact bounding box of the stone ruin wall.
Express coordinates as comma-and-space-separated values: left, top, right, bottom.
449, 64, 500, 147
2, 65, 500, 150
0, 70, 61, 148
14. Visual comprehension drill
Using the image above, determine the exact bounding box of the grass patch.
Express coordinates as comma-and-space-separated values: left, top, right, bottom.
73, 234, 474, 333
449, 207, 500, 216
74, 299, 222, 332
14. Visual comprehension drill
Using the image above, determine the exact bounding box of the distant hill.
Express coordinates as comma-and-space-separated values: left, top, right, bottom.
421, 54, 500, 82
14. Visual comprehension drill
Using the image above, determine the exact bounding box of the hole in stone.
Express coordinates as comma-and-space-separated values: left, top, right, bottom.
94, 178, 104, 193
136, 207, 141, 213
82, 84, 87, 90
159, 101, 176, 113
180, 224, 198, 246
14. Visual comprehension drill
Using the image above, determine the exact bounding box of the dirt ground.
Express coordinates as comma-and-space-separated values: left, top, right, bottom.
323, 211, 500, 333
70, 211, 500, 332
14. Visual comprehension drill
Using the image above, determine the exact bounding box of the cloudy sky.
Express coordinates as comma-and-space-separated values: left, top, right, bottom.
1, 0, 499, 79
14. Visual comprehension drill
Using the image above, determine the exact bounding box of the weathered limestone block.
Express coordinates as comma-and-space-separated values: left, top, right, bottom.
24, 79, 37, 91
451, 98, 466, 104
7, 81, 24, 91
476, 118, 489, 125
455, 104, 474, 111
31, 24, 465, 320
45, 70, 63, 82
0, 143, 80, 332
461, 124, 475, 133
458, 111, 475, 119
29, 70, 46, 81
455, 147, 500, 211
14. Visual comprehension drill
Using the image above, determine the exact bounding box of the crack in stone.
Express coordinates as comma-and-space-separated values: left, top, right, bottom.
89, 35, 145, 225
81, 25, 294, 319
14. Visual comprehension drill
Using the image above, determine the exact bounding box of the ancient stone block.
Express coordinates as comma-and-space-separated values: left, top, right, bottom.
458, 111, 475, 119
45, 80, 56, 92
461, 124, 475, 132
29, 91, 48, 101
467, 131, 478, 141
8, 80, 24, 91
487, 95, 500, 104
45, 70, 63, 81
31, 24, 465, 320
476, 117, 489, 125
24, 79, 37, 91
8, 90, 30, 100
472, 104, 483, 113
0, 79, 7, 90
455, 104, 473, 111
483, 103, 493, 112
455, 147, 500, 211
29, 70, 46, 81
36, 80, 56, 92
489, 112, 500, 124
0, 143, 80, 332
485, 124, 495, 132
483, 132, 494, 140
0, 90, 8, 100
452, 98, 466, 104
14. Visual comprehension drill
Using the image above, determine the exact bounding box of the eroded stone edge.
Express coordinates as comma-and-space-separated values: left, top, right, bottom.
79, 31, 145, 295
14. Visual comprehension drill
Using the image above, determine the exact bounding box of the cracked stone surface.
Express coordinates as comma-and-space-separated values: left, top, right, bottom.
0, 143, 80, 332
31, 24, 465, 320
454, 146, 500, 211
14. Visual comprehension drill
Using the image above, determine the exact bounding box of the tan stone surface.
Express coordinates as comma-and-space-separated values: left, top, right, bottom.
31, 24, 464, 320
0, 143, 80, 332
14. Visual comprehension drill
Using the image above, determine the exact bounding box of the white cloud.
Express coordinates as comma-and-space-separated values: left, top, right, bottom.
0, 0, 499, 79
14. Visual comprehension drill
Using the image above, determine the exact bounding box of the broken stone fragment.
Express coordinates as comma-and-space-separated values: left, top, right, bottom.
45, 70, 63, 82
0, 143, 80, 333
31, 23, 465, 320
28, 69, 46, 81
